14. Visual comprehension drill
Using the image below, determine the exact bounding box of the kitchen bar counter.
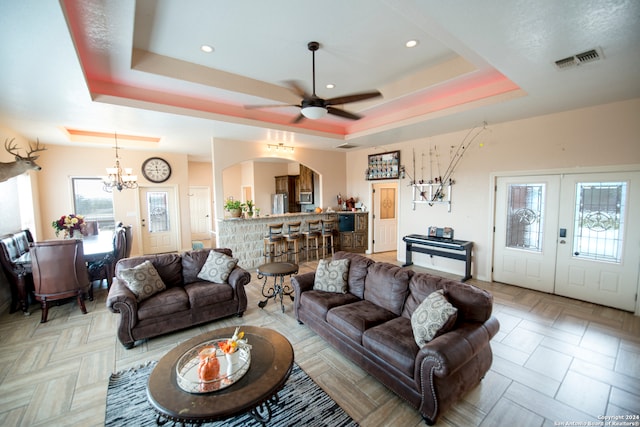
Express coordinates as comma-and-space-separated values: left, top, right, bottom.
217, 212, 338, 268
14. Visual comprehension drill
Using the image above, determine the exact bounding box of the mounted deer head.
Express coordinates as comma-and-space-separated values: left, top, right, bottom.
0, 138, 47, 183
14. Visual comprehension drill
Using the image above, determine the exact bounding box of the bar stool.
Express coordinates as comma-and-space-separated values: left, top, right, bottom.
283, 222, 304, 264
302, 220, 322, 261
320, 219, 336, 258
263, 223, 285, 262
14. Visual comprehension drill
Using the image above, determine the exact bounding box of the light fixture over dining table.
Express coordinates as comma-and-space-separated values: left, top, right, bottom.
103, 133, 138, 192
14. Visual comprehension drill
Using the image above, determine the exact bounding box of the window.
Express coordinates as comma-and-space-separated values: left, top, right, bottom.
572, 181, 626, 263
506, 183, 545, 251
72, 178, 115, 232
146, 191, 170, 233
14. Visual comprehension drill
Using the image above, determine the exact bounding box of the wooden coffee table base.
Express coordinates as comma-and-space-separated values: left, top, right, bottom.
147, 326, 294, 425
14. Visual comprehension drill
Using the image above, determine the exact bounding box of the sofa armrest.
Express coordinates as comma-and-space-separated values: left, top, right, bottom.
415, 316, 500, 379
291, 271, 315, 321
106, 278, 139, 348
291, 271, 315, 293
228, 266, 251, 289
415, 316, 499, 423
228, 266, 251, 315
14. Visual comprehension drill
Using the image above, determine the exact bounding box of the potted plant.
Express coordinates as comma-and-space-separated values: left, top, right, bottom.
242, 200, 254, 217
224, 199, 242, 218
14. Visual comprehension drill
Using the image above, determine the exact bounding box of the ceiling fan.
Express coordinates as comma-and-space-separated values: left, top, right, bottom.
246, 41, 382, 123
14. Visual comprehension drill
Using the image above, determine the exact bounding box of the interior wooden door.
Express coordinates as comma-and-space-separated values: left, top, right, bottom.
189, 186, 211, 241
372, 182, 398, 253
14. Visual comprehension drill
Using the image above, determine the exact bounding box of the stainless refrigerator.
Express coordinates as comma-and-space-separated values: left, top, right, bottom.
271, 193, 288, 214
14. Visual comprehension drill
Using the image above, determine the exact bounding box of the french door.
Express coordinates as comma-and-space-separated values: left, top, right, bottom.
494, 171, 640, 312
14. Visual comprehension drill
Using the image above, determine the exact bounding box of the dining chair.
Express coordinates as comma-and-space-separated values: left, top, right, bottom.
84, 221, 99, 236
30, 239, 91, 323
0, 233, 33, 313
122, 224, 133, 258
87, 227, 127, 290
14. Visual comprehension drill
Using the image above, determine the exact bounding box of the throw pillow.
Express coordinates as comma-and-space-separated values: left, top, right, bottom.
313, 258, 350, 293
120, 260, 166, 302
411, 289, 458, 346
197, 250, 238, 283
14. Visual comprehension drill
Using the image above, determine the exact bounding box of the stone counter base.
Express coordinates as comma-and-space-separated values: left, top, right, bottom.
217, 213, 337, 269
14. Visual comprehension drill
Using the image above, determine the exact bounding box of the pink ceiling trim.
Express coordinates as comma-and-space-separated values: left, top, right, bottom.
62, 0, 522, 139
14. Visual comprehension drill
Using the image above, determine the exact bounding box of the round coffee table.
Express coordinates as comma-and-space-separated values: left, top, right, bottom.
257, 262, 298, 312
147, 326, 294, 425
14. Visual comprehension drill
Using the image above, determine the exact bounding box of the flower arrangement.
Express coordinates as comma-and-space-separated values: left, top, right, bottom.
51, 214, 86, 238
218, 327, 246, 354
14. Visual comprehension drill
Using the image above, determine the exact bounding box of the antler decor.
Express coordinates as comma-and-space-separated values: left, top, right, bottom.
0, 138, 47, 183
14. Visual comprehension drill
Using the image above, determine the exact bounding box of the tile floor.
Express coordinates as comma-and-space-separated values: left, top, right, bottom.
0, 251, 638, 426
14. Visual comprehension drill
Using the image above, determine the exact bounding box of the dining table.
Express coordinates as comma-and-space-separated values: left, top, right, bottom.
13, 232, 114, 315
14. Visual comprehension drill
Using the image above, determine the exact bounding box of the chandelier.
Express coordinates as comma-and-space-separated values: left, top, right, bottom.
103, 133, 138, 192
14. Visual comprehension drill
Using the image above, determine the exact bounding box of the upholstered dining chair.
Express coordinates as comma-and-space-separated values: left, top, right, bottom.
30, 239, 91, 323
87, 226, 127, 290
84, 221, 99, 236
122, 225, 133, 258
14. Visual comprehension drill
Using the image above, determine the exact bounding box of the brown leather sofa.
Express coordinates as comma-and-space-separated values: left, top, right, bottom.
106, 248, 251, 349
291, 251, 499, 425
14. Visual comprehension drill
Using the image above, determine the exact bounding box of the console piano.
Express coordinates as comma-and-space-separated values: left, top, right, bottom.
402, 234, 473, 281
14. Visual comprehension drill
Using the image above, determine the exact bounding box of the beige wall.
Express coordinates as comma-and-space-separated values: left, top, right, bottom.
33, 145, 193, 255
212, 138, 347, 225
252, 162, 288, 213
346, 98, 640, 281
2, 98, 639, 312
187, 161, 213, 187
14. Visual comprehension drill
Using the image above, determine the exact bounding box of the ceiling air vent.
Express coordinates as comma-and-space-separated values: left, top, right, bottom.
554, 48, 603, 70
336, 143, 359, 149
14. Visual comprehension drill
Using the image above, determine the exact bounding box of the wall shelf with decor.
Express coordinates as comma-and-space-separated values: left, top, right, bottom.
411, 182, 452, 212
365, 150, 400, 180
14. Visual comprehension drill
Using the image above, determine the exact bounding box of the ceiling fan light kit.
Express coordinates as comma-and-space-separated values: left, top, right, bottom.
246, 41, 382, 122
301, 106, 328, 119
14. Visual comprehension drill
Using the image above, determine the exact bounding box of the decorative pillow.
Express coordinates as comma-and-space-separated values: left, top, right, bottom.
313, 258, 350, 293
120, 260, 166, 302
411, 289, 458, 346
197, 250, 238, 283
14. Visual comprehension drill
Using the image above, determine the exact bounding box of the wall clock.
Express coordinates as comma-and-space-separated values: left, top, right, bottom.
142, 157, 172, 183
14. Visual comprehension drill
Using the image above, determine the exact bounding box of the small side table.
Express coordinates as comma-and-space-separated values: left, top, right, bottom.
256, 262, 298, 312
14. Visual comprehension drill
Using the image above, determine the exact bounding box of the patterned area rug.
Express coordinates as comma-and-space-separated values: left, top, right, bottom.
105, 361, 358, 426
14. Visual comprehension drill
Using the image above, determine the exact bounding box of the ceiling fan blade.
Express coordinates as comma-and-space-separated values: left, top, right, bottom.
326, 91, 382, 106
244, 104, 300, 110
291, 113, 306, 124
284, 80, 310, 99
327, 107, 362, 120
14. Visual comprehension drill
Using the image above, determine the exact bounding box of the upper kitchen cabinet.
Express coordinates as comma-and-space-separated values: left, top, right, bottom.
298, 165, 314, 193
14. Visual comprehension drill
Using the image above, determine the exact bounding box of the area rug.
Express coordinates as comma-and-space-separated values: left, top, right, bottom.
105, 361, 358, 426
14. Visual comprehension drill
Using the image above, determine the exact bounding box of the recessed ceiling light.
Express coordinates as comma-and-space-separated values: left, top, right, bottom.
326, 84, 335, 89
405, 40, 419, 48
201, 44, 213, 53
